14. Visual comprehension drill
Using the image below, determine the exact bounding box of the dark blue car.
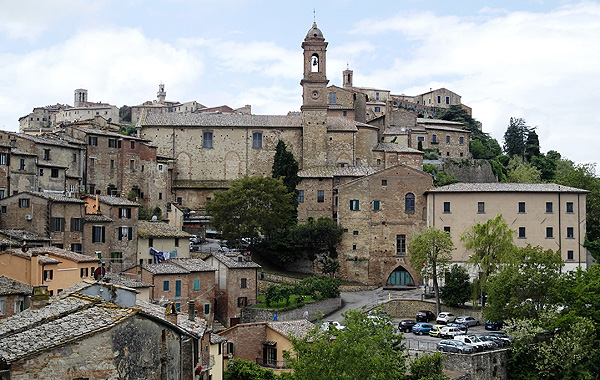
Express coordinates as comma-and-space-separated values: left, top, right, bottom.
412, 322, 433, 335
485, 321, 503, 330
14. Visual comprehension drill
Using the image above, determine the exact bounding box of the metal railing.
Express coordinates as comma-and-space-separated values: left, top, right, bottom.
255, 358, 289, 369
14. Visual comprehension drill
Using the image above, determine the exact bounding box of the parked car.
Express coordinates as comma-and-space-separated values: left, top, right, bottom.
485, 320, 504, 330
455, 315, 480, 327
439, 326, 463, 339
436, 312, 456, 324
321, 320, 345, 331
412, 323, 434, 335
437, 339, 474, 354
453, 335, 487, 352
479, 334, 509, 348
398, 320, 418, 333
487, 331, 514, 344
447, 322, 468, 333
429, 324, 445, 338
416, 310, 435, 322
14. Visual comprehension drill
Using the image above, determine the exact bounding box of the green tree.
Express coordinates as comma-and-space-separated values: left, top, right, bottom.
485, 245, 562, 322
409, 227, 454, 314
505, 157, 542, 183
408, 352, 449, 380
284, 309, 406, 380
206, 176, 295, 244
224, 358, 277, 380
440, 264, 471, 307
503, 117, 529, 158
460, 214, 515, 306
524, 129, 540, 162
530, 154, 557, 182
272, 140, 300, 195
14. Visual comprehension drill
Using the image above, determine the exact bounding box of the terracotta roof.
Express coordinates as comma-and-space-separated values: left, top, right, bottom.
298, 166, 378, 178
143, 113, 302, 128
10, 149, 37, 156
428, 183, 589, 194
0, 276, 32, 296
169, 258, 216, 273
268, 320, 315, 338
373, 143, 423, 154
28, 247, 99, 263
17, 191, 86, 203
73, 126, 147, 141
417, 118, 465, 128
96, 195, 140, 207
84, 214, 114, 223
135, 300, 206, 337
207, 252, 261, 269
382, 126, 408, 135
141, 261, 191, 275
0, 250, 62, 264
138, 221, 194, 239
0, 230, 50, 242
102, 273, 154, 289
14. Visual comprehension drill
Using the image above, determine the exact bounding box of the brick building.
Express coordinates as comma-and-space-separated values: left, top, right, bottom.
0, 276, 32, 319
137, 220, 193, 265
203, 252, 261, 328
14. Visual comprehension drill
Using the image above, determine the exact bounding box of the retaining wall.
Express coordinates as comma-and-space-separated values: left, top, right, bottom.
241, 297, 342, 323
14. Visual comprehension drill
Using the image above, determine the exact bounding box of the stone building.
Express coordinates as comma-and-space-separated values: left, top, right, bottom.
218, 320, 314, 374
203, 252, 261, 328
0, 281, 214, 380
82, 194, 139, 270
137, 220, 194, 264
426, 183, 590, 270
0, 276, 32, 319
0, 191, 86, 251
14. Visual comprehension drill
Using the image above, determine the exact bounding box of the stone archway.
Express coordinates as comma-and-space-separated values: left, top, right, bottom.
385, 265, 416, 286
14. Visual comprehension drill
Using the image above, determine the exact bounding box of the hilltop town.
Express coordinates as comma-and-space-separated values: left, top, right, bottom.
0, 22, 591, 380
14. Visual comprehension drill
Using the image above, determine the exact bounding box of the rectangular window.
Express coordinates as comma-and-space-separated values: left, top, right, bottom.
342, 110, 347, 116
329, 92, 336, 104
194, 279, 200, 290
396, 234, 406, 255
432, 134, 437, 143
108, 139, 118, 148
445, 96, 450, 104
130, 141, 135, 149
51, 168, 59, 178
19, 158, 25, 170
443, 226, 451, 234
14, 299, 23, 314
417, 136, 425, 142
110, 160, 115, 170
203, 131, 213, 148
80, 267, 89, 278
44, 149, 50, 160
546, 227, 554, 238
459, 136, 464, 145
567, 227, 574, 239
567, 250, 574, 260
373, 200, 380, 211
130, 159, 135, 171
0, 300, 4, 315
163, 281, 169, 292
518, 227, 526, 239
317, 190, 324, 203
71, 243, 82, 253
375, 92, 380, 100
297, 190, 304, 203
566, 202, 574, 213
19, 198, 30, 208
118, 226, 129, 240
353, 230, 359, 236
71, 218, 83, 231
0, 190, 4, 200
350, 199, 360, 211
0, 153, 7, 165
252, 132, 263, 149
377, 158, 381, 165
110, 252, 123, 263
546, 202, 553, 213
374, 106, 381, 112
88, 136, 98, 146
382, 179, 387, 186
92, 226, 105, 243
237, 297, 248, 307
518, 202, 526, 213
72, 153, 77, 163
446, 135, 450, 144
90, 157, 95, 169
443, 202, 450, 213
175, 280, 181, 297
119, 208, 132, 219
437, 95, 441, 103
44, 270, 53, 281
204, 303, 210, 315
477, 202, 485, 214
241, 278, 247, 288
51, 217, 65, 232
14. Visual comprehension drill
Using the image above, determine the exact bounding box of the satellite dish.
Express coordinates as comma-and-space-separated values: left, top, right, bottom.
151, 215, 158, 221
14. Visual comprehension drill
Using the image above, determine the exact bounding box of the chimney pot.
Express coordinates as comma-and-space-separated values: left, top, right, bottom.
188, 301, 195, 321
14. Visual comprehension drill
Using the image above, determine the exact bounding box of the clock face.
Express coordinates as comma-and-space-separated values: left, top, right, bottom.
311, 90, 320, 100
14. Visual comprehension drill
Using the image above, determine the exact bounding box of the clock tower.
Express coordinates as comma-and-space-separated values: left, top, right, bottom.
301, 22, 329, 169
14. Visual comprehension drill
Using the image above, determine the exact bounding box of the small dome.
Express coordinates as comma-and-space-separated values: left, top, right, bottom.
305, 22, 324, 39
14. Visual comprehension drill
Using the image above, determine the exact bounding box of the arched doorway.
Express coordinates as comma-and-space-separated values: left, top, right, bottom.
386, 265, 415, 286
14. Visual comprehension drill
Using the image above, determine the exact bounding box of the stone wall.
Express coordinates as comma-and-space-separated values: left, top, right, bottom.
443, 350, 509, 380
443, 159, 497, 183
241, 297, 341, 323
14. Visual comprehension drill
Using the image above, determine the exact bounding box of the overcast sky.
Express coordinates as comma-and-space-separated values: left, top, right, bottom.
0, 0, 598, 166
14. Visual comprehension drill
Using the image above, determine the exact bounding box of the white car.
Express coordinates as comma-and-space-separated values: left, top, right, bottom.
436, 312, 456, 324
439, 326, 463, 339
454, 335, 487, 352
321, 320, 345, 331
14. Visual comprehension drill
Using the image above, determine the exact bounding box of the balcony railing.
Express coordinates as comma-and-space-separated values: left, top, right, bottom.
256, 358, 289, 369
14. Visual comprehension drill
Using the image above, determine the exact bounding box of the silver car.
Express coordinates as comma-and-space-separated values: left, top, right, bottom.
437, 339, 474, 354
455, 315, 480, 327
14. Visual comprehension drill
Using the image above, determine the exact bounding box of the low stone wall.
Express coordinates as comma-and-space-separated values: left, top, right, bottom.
375, 299, 483, 321
444, 349, 509, 380
241, 297, 342, 323
258, 272, 377, 293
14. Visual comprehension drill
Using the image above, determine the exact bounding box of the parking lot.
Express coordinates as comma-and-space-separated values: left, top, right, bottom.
395, 320, 488, 351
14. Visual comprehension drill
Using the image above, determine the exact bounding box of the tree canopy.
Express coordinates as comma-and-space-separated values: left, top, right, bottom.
206, 176, 295, 244
440, 264, 471, 307
503, 117, 530, 158
272, 140, 301, 195
409, 227, 454, 314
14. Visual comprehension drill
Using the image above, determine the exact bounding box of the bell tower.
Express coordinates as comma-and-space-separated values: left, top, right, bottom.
301, 22, 329, 169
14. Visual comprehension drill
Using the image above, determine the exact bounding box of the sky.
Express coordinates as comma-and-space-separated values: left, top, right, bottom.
0, 0, 598, 166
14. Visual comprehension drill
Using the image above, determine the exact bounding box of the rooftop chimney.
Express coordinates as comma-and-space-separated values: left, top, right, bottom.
188, 301, 195, 321
31, 285, 50, 309
165, 302, 178, 325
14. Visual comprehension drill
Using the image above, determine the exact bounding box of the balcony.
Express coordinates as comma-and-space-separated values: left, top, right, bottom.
256, 358, 289, 369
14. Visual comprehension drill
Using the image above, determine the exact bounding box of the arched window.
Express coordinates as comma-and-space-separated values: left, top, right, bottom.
386, 266, 415, 286
405, 193, 415, 212
311, 54, 319, 72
